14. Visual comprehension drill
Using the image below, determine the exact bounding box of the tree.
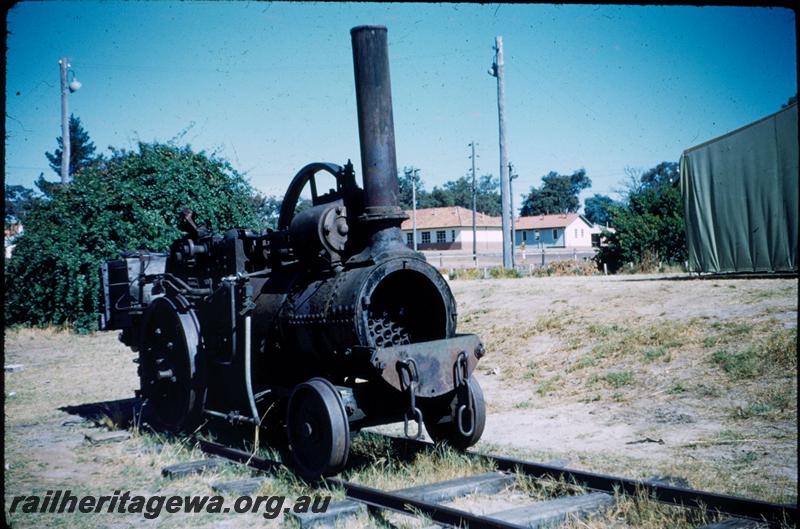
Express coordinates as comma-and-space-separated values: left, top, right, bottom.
248, 193, 311, 230
595, 162, 686, 272
639, 161, 679, 193
520, 169, 591, 216
398, 169, 431, 210
4, 184, 41, 226
441, 174, 501, 216
398, 171, 500, 215
45, 114, 99, 178
583, 194, 616, 226
35, 173, 65, 199
5, 142, 260, 331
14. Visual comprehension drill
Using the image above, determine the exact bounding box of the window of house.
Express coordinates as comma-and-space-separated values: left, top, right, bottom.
406, 232, 413, 245
436, 230, 446, 243
552, 228, 558, 239
534, 230, 540, 240
581, 229, 584, 237
522, 231, 527, 242
451, 230, 455, 241
421, 232, 431, 244
574, 228, 578, 238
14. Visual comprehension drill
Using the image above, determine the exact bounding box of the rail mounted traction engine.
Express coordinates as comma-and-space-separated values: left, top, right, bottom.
99, 25, 487, 478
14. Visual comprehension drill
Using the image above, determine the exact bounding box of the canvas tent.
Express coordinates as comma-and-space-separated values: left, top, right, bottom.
680, 103, 798, 273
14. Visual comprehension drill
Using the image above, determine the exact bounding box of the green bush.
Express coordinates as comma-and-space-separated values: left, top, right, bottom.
4, 142, 260, 332
594, 162, 686, 273
489, 266, 522, 279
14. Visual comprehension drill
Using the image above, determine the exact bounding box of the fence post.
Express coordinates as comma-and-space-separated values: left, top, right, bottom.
573, 248, 577, 262
439, 254, 443, 268
541, 248, 545, 267
603, 262, 608, 275
528, 263, 533, 276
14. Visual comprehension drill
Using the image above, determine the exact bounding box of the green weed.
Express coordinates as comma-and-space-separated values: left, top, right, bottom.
604, 371, 634, 388
669, 383, 687, 394
711, 348, 761, 379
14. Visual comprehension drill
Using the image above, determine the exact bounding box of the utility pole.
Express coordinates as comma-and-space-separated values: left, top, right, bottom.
509, 162, 518, 268
58, 57, 70, 184
489, 36, 511, 269
405, 166, 420, 251
412, 167, 419, 252
468, 141, 478, 263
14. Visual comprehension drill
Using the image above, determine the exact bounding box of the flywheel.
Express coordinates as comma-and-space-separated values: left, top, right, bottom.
139, 296, 205, 433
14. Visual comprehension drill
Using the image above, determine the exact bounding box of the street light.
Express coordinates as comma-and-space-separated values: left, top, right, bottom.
58, 58, 81, 184
68, 70, 82, 93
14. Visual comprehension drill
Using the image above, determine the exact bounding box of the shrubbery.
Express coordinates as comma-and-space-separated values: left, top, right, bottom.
594, 162, 686, 272
445, 260, 597, 280
4, 143, 260, 332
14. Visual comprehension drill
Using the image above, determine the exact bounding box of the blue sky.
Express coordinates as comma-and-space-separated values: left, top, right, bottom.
5, 2, 797, 208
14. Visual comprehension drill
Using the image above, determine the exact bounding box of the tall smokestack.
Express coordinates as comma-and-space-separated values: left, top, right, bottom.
350, 25, 404, 222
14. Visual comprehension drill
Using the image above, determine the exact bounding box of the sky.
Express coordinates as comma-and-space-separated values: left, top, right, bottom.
5, 2, 797, 209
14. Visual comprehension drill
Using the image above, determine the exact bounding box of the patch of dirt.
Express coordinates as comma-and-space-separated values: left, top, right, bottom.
450, 275, 797, 496
3, 274, 797, 528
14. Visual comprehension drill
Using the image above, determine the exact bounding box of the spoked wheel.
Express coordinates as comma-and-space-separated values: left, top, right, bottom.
423, 377, 486, 449
286, 378, 350, 479
139, 297, 204, 433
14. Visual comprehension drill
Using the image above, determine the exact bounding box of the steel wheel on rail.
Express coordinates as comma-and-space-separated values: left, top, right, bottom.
423, 377, 486, 449
139, 296, 205, 433
287, 378, 350, 479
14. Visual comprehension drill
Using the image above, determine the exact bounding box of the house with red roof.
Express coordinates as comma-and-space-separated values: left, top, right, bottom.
400, 206, 503, 251
400, 208, 611, 252
515, 213, 608, 249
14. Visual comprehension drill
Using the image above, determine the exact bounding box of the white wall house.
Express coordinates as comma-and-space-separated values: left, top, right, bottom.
4, 222, 23, 259
514, 214, 607, 249
401, 207, 503, 251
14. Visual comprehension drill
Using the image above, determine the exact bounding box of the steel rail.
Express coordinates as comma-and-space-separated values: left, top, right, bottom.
386, 436, 798, 526
199, 440, 281, 472
325, 476, 528, 529
199, 441, 526, 528
199, 438, 797, 528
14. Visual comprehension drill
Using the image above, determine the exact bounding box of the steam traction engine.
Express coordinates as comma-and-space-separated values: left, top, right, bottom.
99, 26, 487, 478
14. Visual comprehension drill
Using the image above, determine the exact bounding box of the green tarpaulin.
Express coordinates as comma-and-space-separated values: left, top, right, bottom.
680, 103, 798, 273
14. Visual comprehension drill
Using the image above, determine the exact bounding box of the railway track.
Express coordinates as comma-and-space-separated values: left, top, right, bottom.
177, 437, 798, 529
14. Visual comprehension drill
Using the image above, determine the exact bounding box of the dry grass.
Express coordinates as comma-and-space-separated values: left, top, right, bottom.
453, 275, 796, 508
343, 434, 496, 490
4, 275, 797, 528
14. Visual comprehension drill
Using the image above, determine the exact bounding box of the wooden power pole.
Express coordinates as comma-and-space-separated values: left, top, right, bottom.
490, 37, 511, 269
405, 166, 420, 251
509, 162, 518, 268
469, 141, 478, 263
58, 57, 70, 184
412, 167, 419, 252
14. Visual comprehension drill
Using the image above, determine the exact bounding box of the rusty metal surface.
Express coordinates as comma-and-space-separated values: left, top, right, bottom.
350, 25, 402, 220
101, 26, 488, 466
372, 334, 484, 397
